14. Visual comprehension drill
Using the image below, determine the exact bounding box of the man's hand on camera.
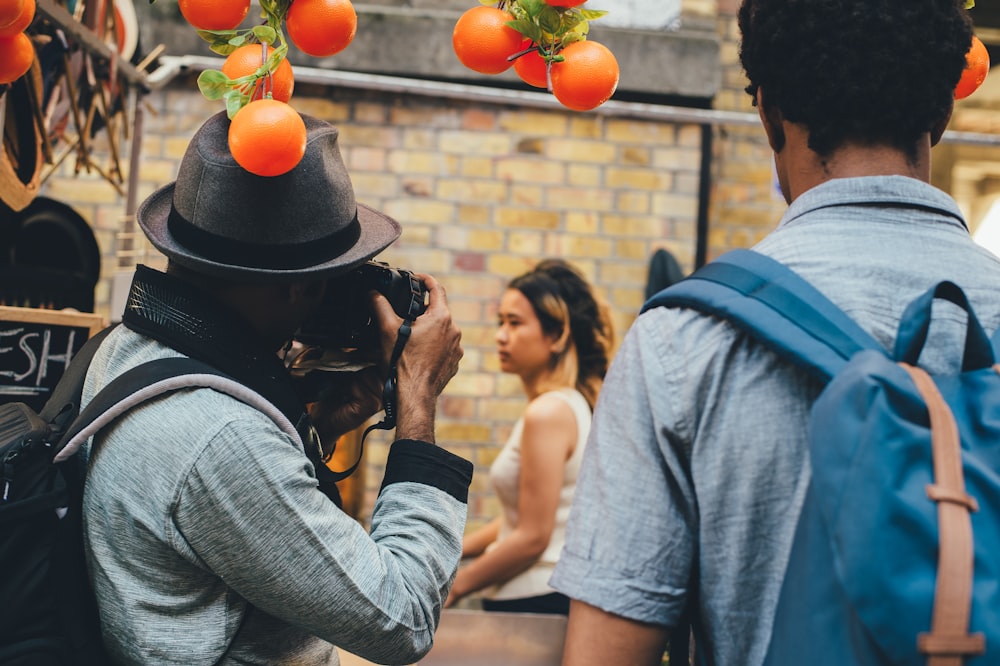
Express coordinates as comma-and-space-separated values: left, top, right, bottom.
371, 273, 462, 443
308, 366, 384, 457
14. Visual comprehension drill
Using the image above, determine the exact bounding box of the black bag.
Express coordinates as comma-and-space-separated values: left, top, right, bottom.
0, 329, 241, 665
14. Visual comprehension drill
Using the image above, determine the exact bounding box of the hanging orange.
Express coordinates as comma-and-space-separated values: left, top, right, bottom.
228, 99, 307, 177
0, 0, 25, 32
955, 35, 990, 100
286, 0, 357, 57
0, 31, 33, 85
0, 0, 33, 37
222, 44, 295, 102
452, 6, 523, 75
178, 0, 250, 31
550, 40, 619, 111
513, 41, 549, 89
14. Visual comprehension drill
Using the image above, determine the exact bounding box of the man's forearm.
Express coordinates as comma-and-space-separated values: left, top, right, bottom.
562, 600, 669, 666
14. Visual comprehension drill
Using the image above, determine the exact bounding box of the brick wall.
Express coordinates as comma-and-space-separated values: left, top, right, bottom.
40, 76, 705, 525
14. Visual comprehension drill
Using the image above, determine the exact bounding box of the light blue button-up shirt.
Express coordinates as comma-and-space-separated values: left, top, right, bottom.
551, 176, 1000, 666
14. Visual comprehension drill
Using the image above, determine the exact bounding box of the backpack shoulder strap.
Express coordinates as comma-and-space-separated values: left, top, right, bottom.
641, 249, 882, 384
39, 324, 119, 424
52, 356, 301, 463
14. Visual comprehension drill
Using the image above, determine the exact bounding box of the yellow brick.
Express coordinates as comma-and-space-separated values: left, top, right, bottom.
44, 178, 121, 205
508, 230, 544, 255
567, 164, 601, 187
495, 158, 565, 184
354, 102, 387, 124
569, 115, 603, 138
289, 97, 349, 121
388, 150, 458, 175
610, 287, 645, 312
600, 261, 648, 285
436, 422, 493, 443
467, 229, 504, 251
446, 371, 497, 397
652, 147, 702, 171
498, 110, 568, 137
340, 126, 400, 148
391, 106, 455, 128
605, 119, 676, 145
402, 129, 436, 150
480, 398, 526, 422
346, 146, 387, 172
547, 235, 614, 258
622, 147, 651, 166
437, 179, 508, 203
652, 193, 699, 218
616, 239, 652, 260
458, 205, 492, 225
511, 185, 544, 207
606, 167, 673, 191
444, 274, 508, 299
488, 255, 537, 280
136, 159, 178, 183
678, 124, 703, 148
603, 215, 664, 237
548, 138, 616, 164
546, 187, 614, 212
565, 211, 599, 234
164, 136, 192, 159
496, 207, 560, 229
617, 191, 651, 213
461, 157, 495, 178
382, 199, 455, 225
439, 131, 512, 156
350, 173, 398, 197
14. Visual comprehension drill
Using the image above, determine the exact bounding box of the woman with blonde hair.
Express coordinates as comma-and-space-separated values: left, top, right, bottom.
445, 258, 613, 614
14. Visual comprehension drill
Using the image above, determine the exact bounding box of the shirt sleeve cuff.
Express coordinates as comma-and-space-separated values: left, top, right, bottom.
380, 439, 473, 503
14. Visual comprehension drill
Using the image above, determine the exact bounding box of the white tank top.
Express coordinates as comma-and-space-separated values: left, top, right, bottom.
486, 387, 592, 600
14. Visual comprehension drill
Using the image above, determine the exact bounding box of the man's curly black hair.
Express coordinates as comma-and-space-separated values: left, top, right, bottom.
739, 0, 974, 160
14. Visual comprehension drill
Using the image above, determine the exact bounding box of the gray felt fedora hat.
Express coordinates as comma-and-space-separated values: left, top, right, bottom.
137, 110, 401, 282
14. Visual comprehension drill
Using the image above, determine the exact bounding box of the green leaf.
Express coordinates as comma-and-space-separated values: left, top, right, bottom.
252, 25, 277, 44
228, 33, 247, 47
224, 90, 249, 119
197, 70, 233, 100
965, 0, 975, 8
577, 9, 608, 21
537, 6, 563, 34
197, 29, 238, 42
209, 40, 239, 55
507, 18, 542, 43
518, 0, 547, 19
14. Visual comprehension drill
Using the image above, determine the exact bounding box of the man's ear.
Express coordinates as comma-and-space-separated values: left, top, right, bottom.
756, 87, 786, 153
930, 100, 954, 147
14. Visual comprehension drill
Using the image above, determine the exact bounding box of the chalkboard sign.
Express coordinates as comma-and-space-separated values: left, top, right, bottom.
0, 307, 106, 412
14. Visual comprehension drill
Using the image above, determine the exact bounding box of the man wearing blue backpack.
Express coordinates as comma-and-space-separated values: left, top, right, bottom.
551, 1, 1000, 665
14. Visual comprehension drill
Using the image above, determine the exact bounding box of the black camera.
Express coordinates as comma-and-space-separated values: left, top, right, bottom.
294, 261, 428, 351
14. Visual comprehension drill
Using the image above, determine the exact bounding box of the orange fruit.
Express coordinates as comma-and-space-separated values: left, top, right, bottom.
286, 0, 357, 57
0, 0, 32, 37
0, 31, 33, 85
452, 6, 523, 75
544, 0, 587, 6
550, 40, 619, 111
222, 44, 295, 103
228, 99, 307, 177
513, 40, 548, 88
178, 0, 250, 31
0, 0, 25, 31
955, 34, 990, 100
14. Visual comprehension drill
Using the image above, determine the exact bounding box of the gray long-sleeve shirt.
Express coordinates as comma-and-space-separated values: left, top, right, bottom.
81, 326, 472, 665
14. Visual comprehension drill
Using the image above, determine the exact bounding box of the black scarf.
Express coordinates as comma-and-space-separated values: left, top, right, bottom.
121, 265, 343, 506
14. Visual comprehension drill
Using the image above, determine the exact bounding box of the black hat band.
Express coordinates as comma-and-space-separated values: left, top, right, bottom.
167, 204, 362, 271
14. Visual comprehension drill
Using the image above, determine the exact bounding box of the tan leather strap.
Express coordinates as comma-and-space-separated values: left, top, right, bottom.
902, 364, 985, 666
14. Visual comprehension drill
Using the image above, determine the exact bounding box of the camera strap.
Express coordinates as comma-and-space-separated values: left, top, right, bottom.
327, 319, 413, 482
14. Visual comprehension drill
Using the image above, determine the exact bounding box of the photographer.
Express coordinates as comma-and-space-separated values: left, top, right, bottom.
80, 111, 472, 665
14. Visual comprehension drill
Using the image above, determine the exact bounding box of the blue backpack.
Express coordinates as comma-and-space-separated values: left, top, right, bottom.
644, 249, 999, 666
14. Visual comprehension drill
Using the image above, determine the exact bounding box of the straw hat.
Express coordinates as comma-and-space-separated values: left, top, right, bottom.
0, 63, 44, 214
137, 111, 401, 282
